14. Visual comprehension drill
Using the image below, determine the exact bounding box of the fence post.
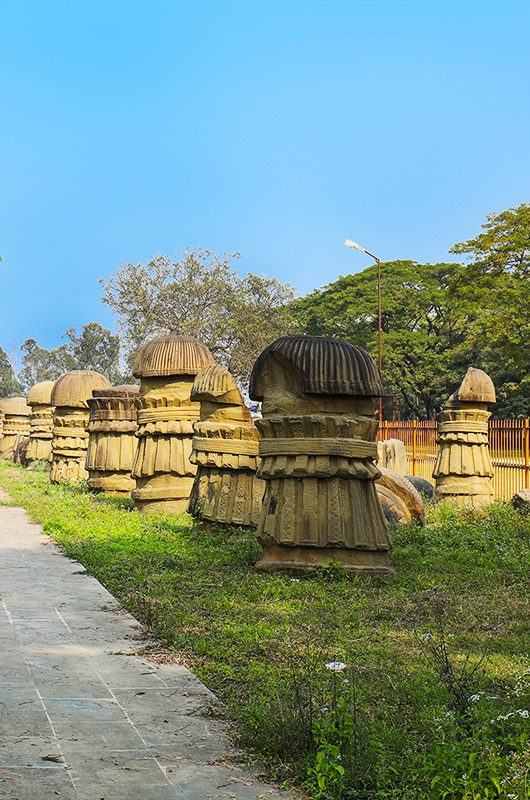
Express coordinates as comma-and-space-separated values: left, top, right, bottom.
524, 419, 530, 489
412, 419, 417, 477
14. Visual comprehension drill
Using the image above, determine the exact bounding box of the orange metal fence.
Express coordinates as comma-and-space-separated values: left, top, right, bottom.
379, 419, 530, 502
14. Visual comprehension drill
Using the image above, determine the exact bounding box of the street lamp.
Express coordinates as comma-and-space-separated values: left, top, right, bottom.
343, 239, 383, 420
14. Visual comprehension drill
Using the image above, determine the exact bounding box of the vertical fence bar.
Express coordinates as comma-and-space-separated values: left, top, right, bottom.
412, 419, 418, 475
524, 419, 530, 489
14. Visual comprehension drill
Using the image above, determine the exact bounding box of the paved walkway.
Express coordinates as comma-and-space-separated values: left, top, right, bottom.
0, 496, 291, 799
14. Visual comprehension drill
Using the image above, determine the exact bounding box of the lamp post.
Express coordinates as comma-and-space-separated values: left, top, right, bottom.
344, 239, 383, 421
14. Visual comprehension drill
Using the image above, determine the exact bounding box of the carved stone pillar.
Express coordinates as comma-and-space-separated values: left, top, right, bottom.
86, 386, 139, 494
50, 371, 112, 484
433, 367, 496, 508
0, 397, 31, 460
131, 335, 214, 513
188, 364, 264, 526
249, 335, 393, 573
26, 381, 55, 467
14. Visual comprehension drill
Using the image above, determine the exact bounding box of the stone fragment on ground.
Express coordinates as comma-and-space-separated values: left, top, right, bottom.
0, 497, 292, 799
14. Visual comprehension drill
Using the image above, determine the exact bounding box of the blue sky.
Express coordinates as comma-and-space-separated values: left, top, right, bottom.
1, 0, 529, 363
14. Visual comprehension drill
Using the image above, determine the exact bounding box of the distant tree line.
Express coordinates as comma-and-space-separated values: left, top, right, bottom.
0, 204, 528, 418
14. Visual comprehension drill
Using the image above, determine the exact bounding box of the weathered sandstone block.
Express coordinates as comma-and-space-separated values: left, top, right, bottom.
188, 364, 264, 526
131, 335, 214, 513
375, 467, 425, 525
26, 381, 55, 466
433, 367, 496, 508
50, 371, 112, 484
0, 397, 31, 460
86, 385, 139, 494
377, 438, 408, 475
249, 335, 393, 573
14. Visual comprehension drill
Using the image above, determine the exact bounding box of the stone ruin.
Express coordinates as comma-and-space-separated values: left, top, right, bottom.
249, 335, 393, 573
86, 385, 140, 494
188, 364, 264, 526
375, 468, 425, 525
0, 397, 31, 461
50, 370, 112, 484
433, 367, 496, 508
131, 335, 214, 513
26, 381, 56, 467
377, 438, 408, 474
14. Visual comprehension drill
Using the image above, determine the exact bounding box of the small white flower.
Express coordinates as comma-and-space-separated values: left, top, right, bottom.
326, 661, 347, 672
320, 706, 330, 712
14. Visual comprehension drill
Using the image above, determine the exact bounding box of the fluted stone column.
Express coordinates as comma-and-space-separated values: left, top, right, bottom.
0, 397, 31, 460
131, 335, 214, 513
26, 381, 55, 467
188, 364, 264, 526
249, 335, 393, 574
433, 367, 496, 508
86, 386, 139, 494
50, 371, 112, 484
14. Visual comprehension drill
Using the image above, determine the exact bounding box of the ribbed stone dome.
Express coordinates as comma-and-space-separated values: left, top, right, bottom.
51, 371, 112, 409
191, 364, 239, 402
27, 380, 55, 406
456, 367, 496, 404
0, 396, 31, 415
249, 335, 382, 400
133, 335, 215, 378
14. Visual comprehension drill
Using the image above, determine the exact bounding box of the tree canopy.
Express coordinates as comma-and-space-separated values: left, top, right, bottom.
294, 203, 530, 418
18, 323, 121, 391
100, 247, 297, 384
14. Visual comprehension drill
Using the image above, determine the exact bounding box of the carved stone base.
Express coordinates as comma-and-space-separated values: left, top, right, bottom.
50, 456, 88, 484
255, 544, 394, 574
26, 437, 53, 466
189, 467, 264, 526
87, 472, 135, 494
132, 476, 195, 514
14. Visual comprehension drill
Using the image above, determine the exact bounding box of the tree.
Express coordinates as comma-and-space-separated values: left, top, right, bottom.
449, 203, 530, 416
0, 348, 21, 397
293, 260, 472, 419
64, 323, 121, 382
100, 247, 297, 384
18, 323, 122, 391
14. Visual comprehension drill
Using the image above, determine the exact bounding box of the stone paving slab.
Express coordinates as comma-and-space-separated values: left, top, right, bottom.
0, 498, 293, 799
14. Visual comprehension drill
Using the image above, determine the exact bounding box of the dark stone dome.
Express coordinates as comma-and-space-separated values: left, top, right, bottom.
249, 335, 382, 400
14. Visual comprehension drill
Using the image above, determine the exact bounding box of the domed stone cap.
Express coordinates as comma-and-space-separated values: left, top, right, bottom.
249, 335, 382, 400
133, 335, 215, 378
191, 364, 242, 404
456, 367, 496, 404
91, 385, 140, 399
0, 396, 31, 415
27, 380, 55, 406
51, 371, 112, 409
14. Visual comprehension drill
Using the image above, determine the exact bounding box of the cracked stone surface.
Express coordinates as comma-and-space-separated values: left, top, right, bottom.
0, 494, 292, 799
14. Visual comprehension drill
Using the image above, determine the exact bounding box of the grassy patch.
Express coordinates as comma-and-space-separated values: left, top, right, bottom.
0, 461, 529, 798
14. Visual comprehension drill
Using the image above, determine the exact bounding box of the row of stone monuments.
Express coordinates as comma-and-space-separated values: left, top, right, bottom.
0, 334, 496, 574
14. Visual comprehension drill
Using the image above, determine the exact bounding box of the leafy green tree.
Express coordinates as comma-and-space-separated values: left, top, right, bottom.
0, 347, 21, 397
293, 260, 471, 418
64, 323, 121, 383
449, 203, 530, 416
100, 247, 296, 384
18, 323, 122, 391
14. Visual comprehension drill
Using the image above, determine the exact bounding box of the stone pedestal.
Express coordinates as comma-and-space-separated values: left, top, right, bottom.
26, 381, 55, 467
377, 438, 408, 475
50, 371, 112, 484
0, 398, 31, 460
131, 336, 215, 514
188, 365, 264, 526
433, 368, 496, 508
86, 386, 139, 494
249, 335, 393, 574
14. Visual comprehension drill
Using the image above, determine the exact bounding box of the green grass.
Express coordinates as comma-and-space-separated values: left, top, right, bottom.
0, 460, 529, 798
